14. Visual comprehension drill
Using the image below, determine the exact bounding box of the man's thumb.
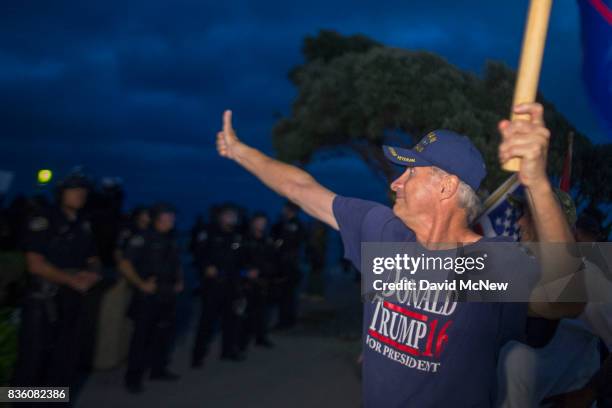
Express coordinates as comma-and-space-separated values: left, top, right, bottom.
223, 110, 233, 133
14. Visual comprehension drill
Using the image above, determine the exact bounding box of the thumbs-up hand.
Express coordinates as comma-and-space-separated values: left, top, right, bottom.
216, 110, 242, 160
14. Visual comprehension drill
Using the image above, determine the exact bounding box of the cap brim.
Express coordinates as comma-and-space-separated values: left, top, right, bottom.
382, 145, 432, 167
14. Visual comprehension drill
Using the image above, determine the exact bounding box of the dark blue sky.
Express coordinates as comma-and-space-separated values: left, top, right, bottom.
0, 0, 607, 226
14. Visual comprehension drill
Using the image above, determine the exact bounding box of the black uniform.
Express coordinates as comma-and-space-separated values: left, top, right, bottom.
306, 221, 328, 297
271, 216, 305, 328
116, 225, 133, 255
239, 231, 277, 348
115, 222, 148, 259
12, 207, 98, 388
192, 226, 245, 364
124, 229, 181, 386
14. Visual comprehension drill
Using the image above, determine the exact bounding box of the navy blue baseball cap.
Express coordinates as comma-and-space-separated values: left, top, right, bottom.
383, 130, 487, 191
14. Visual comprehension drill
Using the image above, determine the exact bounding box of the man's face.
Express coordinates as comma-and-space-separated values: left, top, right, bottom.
219, 209, 238, 230
61, 187, 87, 210
517, 209, 537, 242
154, 212, 175, 233
251, 216, 267, 235
390, 166, 438, 223
137, 212, 150, 229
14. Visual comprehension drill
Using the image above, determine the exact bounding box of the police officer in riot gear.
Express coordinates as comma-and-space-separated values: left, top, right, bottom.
192, 205, 245, 367
271, 201, 305, 329
240, 212, 276, 349
121, 203, 183, 393
12, 172, 101, 389
114, 206, 150, 264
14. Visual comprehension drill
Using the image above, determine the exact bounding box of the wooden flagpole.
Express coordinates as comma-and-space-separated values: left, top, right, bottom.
503, 0, 553, 172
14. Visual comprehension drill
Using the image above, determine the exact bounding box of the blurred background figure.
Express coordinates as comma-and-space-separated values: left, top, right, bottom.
115, 206, 150, 264
497, 190, 612, 408
239, 212, 276, 351
192, 204, 246, 367
541, 214, 612, 407
78, 177, 126, 379
575, 213, 604, 243
271, 202, 305, 329
11, 171, 101, 394
305, 220, 328, 302
91, 205, 151, 371
87, 177, 124, 272
120, 203, 183, 393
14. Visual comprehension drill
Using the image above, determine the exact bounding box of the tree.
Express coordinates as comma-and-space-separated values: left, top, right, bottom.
272, 30, 612, 213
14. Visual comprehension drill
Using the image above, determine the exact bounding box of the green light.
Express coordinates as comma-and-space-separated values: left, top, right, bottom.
37, 169, 53, 184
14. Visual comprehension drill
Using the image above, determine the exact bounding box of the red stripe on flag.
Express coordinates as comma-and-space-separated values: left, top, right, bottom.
368, 329, 420, 356
559, 132, 573, 193
589, 0, 612, 25
383, 301, 428, 322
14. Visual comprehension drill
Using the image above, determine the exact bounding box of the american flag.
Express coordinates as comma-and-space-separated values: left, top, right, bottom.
578, 0, 612, 138
473, 174, 523, 241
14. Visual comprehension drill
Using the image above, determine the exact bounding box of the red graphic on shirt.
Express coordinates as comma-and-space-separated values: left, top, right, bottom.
366, 289, 456, 370
434, 320, 452, 358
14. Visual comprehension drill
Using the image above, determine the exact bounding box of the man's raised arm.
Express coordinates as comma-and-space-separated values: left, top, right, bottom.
215, 110, 339, 230
499, 103, 584, 317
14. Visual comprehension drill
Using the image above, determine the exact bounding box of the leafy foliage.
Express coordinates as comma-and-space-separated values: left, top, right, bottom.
0, 308, 17, 386
273, 30, 612, 211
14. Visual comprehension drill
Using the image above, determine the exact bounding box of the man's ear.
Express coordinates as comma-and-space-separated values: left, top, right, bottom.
440, 175, 460, 201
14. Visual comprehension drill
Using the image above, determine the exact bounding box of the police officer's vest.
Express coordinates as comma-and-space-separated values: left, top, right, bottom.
130, 230, 180, 287
25, 208, 95, 296
207, 229, 243, 277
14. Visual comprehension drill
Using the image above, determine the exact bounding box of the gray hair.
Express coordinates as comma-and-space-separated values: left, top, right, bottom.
430, 167, 482, 224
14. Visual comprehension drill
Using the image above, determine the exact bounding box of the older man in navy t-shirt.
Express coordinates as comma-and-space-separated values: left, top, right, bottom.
213, 102, 578, 407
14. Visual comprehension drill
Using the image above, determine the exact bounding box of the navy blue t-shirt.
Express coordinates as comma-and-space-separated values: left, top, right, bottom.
333, 196, 537, 408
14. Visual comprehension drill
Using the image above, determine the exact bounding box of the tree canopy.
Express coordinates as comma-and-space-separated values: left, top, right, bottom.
272, 30, 611, 227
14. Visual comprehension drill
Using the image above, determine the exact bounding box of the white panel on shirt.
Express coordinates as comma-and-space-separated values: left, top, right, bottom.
578, 260, 612, 350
